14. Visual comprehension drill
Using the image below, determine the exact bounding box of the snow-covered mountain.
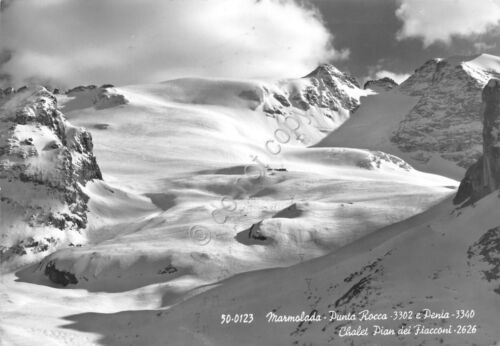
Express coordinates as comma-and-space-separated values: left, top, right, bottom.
0, 87, 102, 267
2, 59, 490, 346
395, 54, 500, 169
18, 71, 453, 290
0, 64, 373, 273
55, 192, 498, 346
35, 75, 499, 346
319, 53, 500, 179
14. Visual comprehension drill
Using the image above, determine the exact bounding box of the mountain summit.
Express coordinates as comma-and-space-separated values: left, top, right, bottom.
302, 63, 361, 111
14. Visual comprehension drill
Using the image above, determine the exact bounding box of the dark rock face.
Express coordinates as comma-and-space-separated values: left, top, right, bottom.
363, 77, 398, 91
453, 158, 484, 205
66, 85, 97, 94
454, 79, 500, 205
0, 87, 102, 263
61, 85, 128, 112
482, 79, 500, 192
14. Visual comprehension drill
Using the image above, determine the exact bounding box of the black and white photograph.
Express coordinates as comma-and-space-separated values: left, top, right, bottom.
1, 0, 499, 345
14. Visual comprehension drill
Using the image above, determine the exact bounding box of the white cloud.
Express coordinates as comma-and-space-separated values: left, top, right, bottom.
0, 0, 347, 87
373, 70, 410, 84
396, 0, 500, 47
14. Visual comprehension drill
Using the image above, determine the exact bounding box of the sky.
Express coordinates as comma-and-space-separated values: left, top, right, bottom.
0, 0, 500, 88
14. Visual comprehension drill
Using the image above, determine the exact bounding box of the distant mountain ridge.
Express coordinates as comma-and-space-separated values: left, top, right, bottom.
318, 53, 500, 179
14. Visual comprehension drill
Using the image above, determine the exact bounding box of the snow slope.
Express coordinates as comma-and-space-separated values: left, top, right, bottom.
0, 67, 462, 345
45, 192, 500, 346
316, 90, 465, 179
8, 78, 451, 291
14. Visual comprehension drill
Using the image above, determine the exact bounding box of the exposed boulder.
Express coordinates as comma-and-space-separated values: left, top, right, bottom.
44, 260, 78, 286
454, 79, 500, 205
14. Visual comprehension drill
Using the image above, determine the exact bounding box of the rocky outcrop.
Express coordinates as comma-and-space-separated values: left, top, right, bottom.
482, 79, 500, 192
454, 79, 500, 205
93, 88, 128, 110
63, 84, 128, 111
0, 87, 102, 263
363, 77, 398, 92
393, 54, 500, 168
66, 85, 98, 94
0, 86, 20, 100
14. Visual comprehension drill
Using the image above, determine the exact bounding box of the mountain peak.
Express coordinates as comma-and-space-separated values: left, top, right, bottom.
304, 63, 360, 89
305, 63, 342, 77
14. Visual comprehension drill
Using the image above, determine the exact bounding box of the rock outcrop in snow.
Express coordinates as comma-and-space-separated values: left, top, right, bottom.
467, 226, 500, 294
454, 79, 500, 205
0, 87, 102, 264
61, 84, 128, 112
393, 54, 500, 169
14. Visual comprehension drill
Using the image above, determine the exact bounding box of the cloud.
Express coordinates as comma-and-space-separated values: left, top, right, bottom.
373, 70, 410, 84
396, 0, 500, 47
0, 0, 347, 88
